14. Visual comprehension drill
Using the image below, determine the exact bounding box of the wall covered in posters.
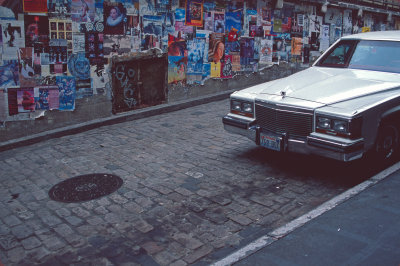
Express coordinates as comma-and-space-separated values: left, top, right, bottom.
0, 0, 399, 125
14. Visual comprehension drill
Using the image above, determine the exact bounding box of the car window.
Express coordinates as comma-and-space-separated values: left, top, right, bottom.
349, 40, 400, 73
317, 41, 356, 67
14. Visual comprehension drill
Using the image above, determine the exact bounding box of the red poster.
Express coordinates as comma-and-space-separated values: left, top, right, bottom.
23, 0, 48, 13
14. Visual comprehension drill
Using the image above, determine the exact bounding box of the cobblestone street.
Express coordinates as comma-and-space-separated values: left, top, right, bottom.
0, 99, 377, 265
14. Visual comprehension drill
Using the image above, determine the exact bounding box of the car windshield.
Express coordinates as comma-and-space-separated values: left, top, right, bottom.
318, 40, 400, 73
348, 40, 400, 73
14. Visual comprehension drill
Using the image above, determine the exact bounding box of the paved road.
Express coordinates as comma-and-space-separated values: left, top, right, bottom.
0, 99, 384, 265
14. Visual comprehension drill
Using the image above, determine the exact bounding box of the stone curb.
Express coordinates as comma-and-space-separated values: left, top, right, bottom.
0, 90, 235, 152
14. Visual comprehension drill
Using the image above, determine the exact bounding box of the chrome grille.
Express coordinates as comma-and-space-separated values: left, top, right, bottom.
255, 103, 313, 138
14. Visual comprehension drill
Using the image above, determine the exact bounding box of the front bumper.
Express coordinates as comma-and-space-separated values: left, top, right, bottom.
223, 114, 364, 162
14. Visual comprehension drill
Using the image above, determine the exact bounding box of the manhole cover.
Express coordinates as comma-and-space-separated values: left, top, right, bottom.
49, 173, 123, 203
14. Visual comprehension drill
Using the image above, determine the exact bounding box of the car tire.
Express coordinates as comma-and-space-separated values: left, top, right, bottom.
374, 123, 399, 163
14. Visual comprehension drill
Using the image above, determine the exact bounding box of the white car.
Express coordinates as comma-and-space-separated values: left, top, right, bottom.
223, 31, 400, 162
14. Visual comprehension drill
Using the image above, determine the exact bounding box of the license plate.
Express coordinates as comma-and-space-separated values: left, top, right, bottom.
260, 133, 281, 151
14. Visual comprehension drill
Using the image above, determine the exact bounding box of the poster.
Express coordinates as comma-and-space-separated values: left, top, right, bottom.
104, 35, 132, 56
18, 47, 38, 87
71, 0, 96, 23
23, 0, 48, 13
175, 21, 193, 34
231, 54, 240, 71
168, 56, 186, 83
208, 33, 224, 63
221, 54, 232, 78
24, 15, 50, 48
259, 38, 273, 64
225, 11, 242, 32
48, 39, 68, 74
202, 63, 210, 79
240, 37, 254, 59
67, 52, 89, 80
86, 32, 104, 65
17, 88, 35, 113
48, 0, 72, 19
73, 33, 86, 52
140, 0, 156, 16
143, 15, 163, 36
324, 8, 342, 27
168, 34, 187, 57
0, 60, 19, 88
291, 37, 302, 56
49, 19, 73, 53
204, 11, 213, 31
210, 61, 221, 77
67, 52, 92, 98
56, 76, 76, 111
185, 0, 203, 27
1, 21, 25, 60
103, 1, 126, 34
214, 11, 225, 33
187, 38, 205, 74
320, 24, 330, 52
34, 86, 60, 110
343, 9, 353, 36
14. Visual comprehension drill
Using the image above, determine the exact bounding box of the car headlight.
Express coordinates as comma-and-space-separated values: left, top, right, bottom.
230, 99, 254, 118
232, 101, 242, 111
316, 116, 362, 139
333, 120, 348, 133
317, 117, 331, 129
242, 103, 253, 113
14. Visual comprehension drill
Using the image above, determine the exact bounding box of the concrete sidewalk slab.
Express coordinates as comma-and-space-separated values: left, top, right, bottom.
230, 163, 400, 265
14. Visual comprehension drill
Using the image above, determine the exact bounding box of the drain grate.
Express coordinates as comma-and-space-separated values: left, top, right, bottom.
49, 173, 123, 203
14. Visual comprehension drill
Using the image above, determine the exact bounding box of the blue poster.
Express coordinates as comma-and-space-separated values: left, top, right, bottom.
56, 76, 76, 111
225, 11, 242, 32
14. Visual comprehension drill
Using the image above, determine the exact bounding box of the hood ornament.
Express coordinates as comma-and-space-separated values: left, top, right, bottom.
280, 90, 286, 98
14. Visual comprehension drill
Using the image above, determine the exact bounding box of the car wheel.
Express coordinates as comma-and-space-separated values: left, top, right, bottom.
374, 124, 399, 162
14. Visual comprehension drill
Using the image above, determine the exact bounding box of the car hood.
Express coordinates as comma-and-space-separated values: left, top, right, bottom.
253, 67, 400, 109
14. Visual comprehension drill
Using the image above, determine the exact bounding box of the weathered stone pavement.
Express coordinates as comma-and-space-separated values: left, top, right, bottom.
0, 99, 376, 265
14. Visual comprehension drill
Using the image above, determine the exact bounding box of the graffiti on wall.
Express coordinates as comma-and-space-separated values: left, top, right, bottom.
113, 61, 138, 112
111, 55, 167, 114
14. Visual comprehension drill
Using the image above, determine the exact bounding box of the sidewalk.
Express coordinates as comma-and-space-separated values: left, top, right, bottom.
220, 163, 400, 266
